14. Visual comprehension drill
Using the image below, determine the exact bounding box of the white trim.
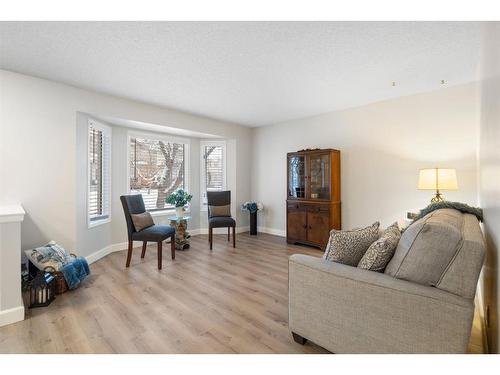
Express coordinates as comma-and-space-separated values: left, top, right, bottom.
0, 205, 25, 224
257, 226, 286, 237
87, 118, 112, 229
149, 209, 176, 218
190, 226, 250, 236
0, 306, 24, 327
475, 281, 489, 353
127, 130, 191, 211
200, 140, 227, 211
85, 241, 129, 264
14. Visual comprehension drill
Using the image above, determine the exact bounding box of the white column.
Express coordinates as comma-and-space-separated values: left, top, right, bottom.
0, 205, 25, 327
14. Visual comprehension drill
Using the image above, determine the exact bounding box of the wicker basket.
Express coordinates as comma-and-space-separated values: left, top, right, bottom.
43, 253, 77, 295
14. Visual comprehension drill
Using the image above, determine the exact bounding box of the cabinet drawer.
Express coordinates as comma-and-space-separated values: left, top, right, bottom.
287, 202, 304, 211
306, 204, 330, 213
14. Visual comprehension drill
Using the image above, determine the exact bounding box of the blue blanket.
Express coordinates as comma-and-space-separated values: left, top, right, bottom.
60, 257, 90, 289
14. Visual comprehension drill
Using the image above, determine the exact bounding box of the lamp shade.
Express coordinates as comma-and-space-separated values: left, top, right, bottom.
418, 168, 458, 191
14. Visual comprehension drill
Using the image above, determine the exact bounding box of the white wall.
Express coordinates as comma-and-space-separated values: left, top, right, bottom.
478, 22, 500, 354
0, 70, 252, 256
252, 83, 480, 234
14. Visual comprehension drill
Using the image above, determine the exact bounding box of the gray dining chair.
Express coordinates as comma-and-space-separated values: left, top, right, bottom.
120, 194, 175, 269
207, 191, 236, 250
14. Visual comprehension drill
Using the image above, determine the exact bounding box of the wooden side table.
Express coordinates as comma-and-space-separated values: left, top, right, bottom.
168, 216, 191, 250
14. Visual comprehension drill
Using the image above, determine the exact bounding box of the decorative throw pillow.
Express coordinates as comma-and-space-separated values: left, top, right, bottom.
323, 222, 380, 266
209, 204, 231, 217
358, 222, 401, 272
131, 212, 154, 231
24, 241, 72, 272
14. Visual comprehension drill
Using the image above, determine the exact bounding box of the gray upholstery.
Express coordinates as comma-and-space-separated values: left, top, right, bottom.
209, 216, 236, 228
120, 194, 175, 242
288, 209, 485, 353
385, 209, 485, 298
385, 209, 463, 287
121, 194, 147, 239
131, 224, 175, 242
207, 191, 235, 228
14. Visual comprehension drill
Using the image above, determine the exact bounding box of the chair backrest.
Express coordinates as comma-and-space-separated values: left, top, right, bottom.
120, 194, 146, 240
207, 191, 231, 218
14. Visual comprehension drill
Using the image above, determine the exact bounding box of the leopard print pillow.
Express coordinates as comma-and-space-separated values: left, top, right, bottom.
358, 222, 401, 272
323, 222, 380, 266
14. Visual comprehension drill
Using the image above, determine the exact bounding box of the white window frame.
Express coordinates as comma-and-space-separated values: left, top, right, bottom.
126, 131, 190, 215
200, 140, 227, 211
87, 119, 112, 228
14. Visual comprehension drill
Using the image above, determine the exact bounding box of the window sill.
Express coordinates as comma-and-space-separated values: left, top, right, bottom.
88, 217, 111, 229
149, 209, 192, 218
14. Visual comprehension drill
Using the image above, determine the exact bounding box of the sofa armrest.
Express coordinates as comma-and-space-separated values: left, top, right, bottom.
288, 254, 474, 353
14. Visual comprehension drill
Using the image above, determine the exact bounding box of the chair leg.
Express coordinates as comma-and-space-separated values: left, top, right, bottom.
125, 240, 133, 267
233, 226, 236, 248
141, 241, 147, 258
171, 233, 176, 260
209, 227, 213, 250
157, 241, 162, 270
228, 227, 230, 241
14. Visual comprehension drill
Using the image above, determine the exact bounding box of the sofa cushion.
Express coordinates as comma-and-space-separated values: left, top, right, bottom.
384, 209, 464, 287
436, 213, 485, 298
131, 212, 155, 232
358, 222, 401, 272
323, 222, 380, 266
131, 224, 175, 241
208, 216, 236, 228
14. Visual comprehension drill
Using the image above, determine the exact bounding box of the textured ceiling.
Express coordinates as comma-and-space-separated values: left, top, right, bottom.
0, 22, 482, 126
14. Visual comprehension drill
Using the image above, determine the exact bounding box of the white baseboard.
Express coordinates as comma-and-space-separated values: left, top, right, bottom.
85, 242, 128, 264
257, 226, 286, 237
190, 226, 250, 236
111, 242, 129, 252
0, 306, 25, 327
85, 244, 113, 264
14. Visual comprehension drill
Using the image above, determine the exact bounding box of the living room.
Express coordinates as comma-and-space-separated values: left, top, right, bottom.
1, 1, 500, 371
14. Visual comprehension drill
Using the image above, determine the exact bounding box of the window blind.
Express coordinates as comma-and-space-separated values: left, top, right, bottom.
201, 144, 225, 206
129, 137, 186, 211
88, 121, 111, 223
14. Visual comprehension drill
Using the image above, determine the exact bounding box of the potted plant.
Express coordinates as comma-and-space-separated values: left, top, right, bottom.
166, 189, 193, 217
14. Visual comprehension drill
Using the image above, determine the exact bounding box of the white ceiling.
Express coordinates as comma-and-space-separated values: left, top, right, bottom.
0, 22, 482, 127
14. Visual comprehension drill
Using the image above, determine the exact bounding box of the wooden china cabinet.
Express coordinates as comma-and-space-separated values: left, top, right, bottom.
286, 149, 341, 249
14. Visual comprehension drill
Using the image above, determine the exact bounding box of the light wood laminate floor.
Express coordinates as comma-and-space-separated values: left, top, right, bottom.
0, 233, 485, 353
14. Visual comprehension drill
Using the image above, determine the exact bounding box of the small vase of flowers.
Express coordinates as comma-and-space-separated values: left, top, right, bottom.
166, 189, 193, 218
241, 202, 263, 235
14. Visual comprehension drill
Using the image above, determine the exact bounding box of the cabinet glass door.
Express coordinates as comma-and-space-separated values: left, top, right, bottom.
309, 153, 331, 200
288, 154, 306, 199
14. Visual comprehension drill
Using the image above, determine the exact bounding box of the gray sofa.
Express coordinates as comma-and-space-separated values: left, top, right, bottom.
288, 209, 485, 353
